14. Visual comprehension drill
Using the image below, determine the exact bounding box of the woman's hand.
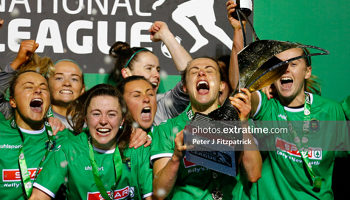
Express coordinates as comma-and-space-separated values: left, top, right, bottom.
47, 117, 66, 135
229, 88, 252, 121
174, 130, 186, 160
261, 84, 277, 100
129, 128, 152, 148
149, 21, 171, 43
226, 0, 247, 30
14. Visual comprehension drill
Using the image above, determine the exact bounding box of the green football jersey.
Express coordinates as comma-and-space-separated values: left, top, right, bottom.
0, 120, 73, 200
34, 131, 153, 200
151, 105, 249, 200
250, 91, 349, 200
341, 95, 350, 120
0, 112, 5, 121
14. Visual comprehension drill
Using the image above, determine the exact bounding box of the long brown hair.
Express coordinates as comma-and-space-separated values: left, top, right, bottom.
67, 84, 133, 153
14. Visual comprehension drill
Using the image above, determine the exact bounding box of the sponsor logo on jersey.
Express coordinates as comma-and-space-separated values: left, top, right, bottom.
0, 144, 22, 149
278, 114, 287, 121
87, 186, 129, 200
310, 118, 319, 132
2, 168, 42, 182
276, 137, 322, 160
183, 156, 197, 168
122, 157, 131, 172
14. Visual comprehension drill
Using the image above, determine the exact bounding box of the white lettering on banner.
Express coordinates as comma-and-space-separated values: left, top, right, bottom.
37, 0, 42, 13
36, 19, 64, 53
88, 0, 108, 15
8, 19, 31, 52
0, 0, 5, 12
4, 19, 153, 54
9, 0, 31, 13
62, 0, 83, 15
67, 20, 93, 54
130, 22, 153, 50
111, 0, 132, 16
1, 0, 153, 16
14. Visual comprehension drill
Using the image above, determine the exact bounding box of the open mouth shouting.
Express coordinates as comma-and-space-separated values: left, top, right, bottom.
141, 106, 152, 121
96, 128, 111, 136
280, 77, 293, 89
196, 80, 210, 95
30, 98, 43, 113
59, 89, 73, 94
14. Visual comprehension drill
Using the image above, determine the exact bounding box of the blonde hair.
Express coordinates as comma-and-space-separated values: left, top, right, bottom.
305, 75, 322, 96
301, 47, 322, 96
18, 53, 54, 75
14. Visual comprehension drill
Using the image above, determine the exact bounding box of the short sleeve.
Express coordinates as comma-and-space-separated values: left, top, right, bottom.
137, 147, 153, 198
33, 148, 68, 198
340, 95, 350, 120
150, 125, 175, 163
253, 90, 270, 120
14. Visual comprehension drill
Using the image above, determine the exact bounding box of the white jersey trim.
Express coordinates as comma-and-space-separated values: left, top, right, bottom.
33, 182, 55, 198
150, 153, 173, 165
283, 92, 314, 113
143, 192, 153, 198
93, 146, 115, 154
18, 126, 46, 135
253, 91, 262, 118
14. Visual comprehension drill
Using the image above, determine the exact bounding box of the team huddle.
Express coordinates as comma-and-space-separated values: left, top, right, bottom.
0, 1, 349, 200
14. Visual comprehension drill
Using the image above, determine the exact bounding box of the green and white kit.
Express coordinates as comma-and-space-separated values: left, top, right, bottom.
151, 105, 249, 200
34, 131, 153, 200
0, 120, 72, 200
251, 91, 349, 199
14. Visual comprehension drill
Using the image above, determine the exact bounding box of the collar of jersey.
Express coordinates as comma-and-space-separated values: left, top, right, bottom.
283, 92, 313, 113
93, 146, 116, 154
18, 126, 46, 135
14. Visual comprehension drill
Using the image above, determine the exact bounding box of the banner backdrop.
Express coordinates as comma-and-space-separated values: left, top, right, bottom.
0, 0, 251, 80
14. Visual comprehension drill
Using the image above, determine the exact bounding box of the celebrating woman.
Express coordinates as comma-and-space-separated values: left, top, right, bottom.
108, 21, 192, 126
30, 84, 153, 200
151, 57, 262, 199
233, 47, 350, 199
0, 69, 72, 199
117, 76, 157, 133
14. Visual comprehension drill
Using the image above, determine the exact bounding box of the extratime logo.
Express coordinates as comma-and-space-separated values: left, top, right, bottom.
275, 138, 322, 160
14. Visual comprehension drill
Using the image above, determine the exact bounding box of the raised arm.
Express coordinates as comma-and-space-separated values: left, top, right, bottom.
0, 40, 39, 119
149, 21, 192, 72
226, 0, 246, 91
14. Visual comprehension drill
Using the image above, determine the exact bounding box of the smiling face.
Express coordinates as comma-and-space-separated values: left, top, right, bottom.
48, 61, 85, 107
123, 79, 157, 130
183, 58, 224, 108
126, 52, 160, 93
274, 48, 312, 105
10, 72, 50, 130
86, 95, 124, 150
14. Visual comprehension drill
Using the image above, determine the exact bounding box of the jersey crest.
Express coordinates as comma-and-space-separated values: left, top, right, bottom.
123, 157, 131, 172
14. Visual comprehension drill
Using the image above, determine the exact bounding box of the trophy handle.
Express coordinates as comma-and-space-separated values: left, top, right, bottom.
237, 9, 260, 43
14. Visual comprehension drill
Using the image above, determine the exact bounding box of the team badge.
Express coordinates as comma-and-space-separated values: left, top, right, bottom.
45, 140, 57, 151
310, 118, 319, 132
123, 157, 131, 172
